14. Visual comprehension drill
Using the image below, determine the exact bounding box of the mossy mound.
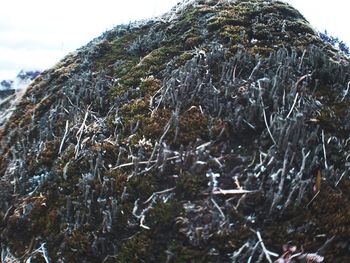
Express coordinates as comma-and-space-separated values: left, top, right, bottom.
1, 0, 350, 262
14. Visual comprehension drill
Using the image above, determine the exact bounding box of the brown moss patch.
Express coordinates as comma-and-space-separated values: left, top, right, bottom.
144, 107, 212, 146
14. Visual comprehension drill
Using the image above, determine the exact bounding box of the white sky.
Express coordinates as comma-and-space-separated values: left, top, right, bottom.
0, 0, 349, 80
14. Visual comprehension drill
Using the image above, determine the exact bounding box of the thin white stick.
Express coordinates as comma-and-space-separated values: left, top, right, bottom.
151, 84, 170, 118
232, 65, 237, 81
159, 115, 173, 143
298, 49, 307, 70
143, 187, 176, 204
256, 231, 275, 263
26, 243, 51, 263
140, 215, 150, 230
211, 197, 226, 220
2, 205, 14, 224
2, 247, 19, 262
306, 190, 320, 208
75, 108, 89, 158
286, 92, 299, 119
38, 243, 51, 263
231, 241, 250, 260
146, 116, 173, 167
247, 241, 260, 263
335, 171, 346, 187
112, 156, 178, 170
261, 101, 276, 145
295, 74, 311, 88
59, 120, 69, 155
146, 142, 159, 168
249, 60, 261, 80
212, 188, 257, 195
340, 81, 350, 102
321, 130, 328, 169
297, 148, 310, 180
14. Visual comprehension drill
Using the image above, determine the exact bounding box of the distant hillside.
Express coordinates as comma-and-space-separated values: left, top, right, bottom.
0, 70, 41, 127
0, 0, 349, 262
0, 70, 40, 91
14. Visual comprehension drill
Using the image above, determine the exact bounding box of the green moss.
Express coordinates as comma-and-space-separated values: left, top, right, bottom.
119, 99, 149, 137
109, 46, 180, 99
139, 76, 162, 97
139, 46, 180, 72
94, 33, 140, 71
104, 169, 129, 194
113, 77, 162, 138
166, 240, 211, 263
260, 1, 303, 19
167, 8, 201, 38
62, 230, 95, 262
116, 234, 153, 262
116, 201, 182, 262
120, 99, 149, 119
150, 201, 181, 229
176, 171, 208, 200
142, 109, 171, 141
165, 6, 215, 48
45, 209, 61, 235
114, 60, 138, 78
249, 46, 275, 56
0, 155, 7, 176
176, 108, 211, 145
252, 22, 273, 41
28, 198, 49, 234
125, 174, 160, 199
38, 140, 60, 168
316, 101, 350, 135
207, 6, 251, 32
144, 107, 211, 146
286, 19, 315, 35
184, 35, 205, 49
178, 51, 195, 65
220, 25, 249, 44
294, 33, 320, 47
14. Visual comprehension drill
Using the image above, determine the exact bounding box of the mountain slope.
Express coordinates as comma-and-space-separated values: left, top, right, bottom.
1, 0, 350, 262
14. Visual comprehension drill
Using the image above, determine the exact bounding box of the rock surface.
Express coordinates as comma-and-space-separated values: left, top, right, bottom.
0, 0, 350, 262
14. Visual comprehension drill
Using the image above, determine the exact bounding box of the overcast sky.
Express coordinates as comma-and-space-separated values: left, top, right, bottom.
0, 0, 348, 80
